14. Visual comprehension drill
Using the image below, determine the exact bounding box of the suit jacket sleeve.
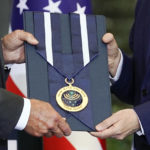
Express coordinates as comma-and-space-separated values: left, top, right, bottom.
0, 88, 24, 138
134, 101, 150, 144
111, 53, 135, 105
111, 53, 150, 144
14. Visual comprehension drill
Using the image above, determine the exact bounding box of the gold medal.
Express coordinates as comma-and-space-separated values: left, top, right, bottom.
56, 78, 88, 112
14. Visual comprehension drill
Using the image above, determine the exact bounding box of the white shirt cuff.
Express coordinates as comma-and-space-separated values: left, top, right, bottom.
109, 49, 123, 82
136, 118, 145, 136
15, 98, 31, 130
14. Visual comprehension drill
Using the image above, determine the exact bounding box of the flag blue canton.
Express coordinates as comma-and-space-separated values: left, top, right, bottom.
11, 0, 92, 31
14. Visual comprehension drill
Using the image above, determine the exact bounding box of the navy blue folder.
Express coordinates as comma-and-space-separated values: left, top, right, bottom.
24, 11, 111, 132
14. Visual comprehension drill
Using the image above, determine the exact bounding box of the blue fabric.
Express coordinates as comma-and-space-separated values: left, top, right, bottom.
86, 15, 98, 57
69, 14, 94, 129
34, 13, 46, 59
35, 13, 98, 130
70, 14, 83, 76
111, 0, 150, 149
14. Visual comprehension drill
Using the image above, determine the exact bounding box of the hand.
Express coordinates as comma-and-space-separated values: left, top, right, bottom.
1, 30, 38, 64
91, 109, 140, 140
102, 33, 121, 77
24, 99, 71, 138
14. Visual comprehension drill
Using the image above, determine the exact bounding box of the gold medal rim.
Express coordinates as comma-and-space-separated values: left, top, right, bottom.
56, 85, 88, 112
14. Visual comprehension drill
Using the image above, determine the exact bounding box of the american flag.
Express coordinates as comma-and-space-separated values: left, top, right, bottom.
6, 0, 106, 150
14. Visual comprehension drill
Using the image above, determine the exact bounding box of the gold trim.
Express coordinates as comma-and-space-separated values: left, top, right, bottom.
56, 78, 88, 112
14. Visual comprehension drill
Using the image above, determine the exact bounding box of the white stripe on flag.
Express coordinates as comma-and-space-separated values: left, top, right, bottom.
79, 14, 90, 66
66, 131, 102, 150
8, 140, 17, 150
44, 12, 53, 65
10, 64, 27, 96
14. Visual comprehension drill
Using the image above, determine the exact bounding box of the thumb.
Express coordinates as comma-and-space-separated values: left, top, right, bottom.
96, 114, 118, 131
102, 33, 121, 77
102, 33, 118, 56
2, 30, 39, 51
102, 33, 114, 44
18, 30, 39, 45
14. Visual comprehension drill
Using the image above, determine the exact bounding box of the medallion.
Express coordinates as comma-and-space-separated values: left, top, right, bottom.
56, 78, 88, 112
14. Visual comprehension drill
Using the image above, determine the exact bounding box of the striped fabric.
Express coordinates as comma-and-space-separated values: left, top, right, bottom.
39, 12, 96, 68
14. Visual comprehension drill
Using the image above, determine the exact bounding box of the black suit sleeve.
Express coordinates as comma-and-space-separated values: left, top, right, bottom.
0, 88, 24, 138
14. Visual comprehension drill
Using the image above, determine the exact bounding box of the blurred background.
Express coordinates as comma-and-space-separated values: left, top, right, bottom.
0, 0, 136, 149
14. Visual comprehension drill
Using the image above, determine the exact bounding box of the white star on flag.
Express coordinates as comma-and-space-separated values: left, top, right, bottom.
16, 0, 29, 14
43, 0, 62, 13
74, 3, 86, 14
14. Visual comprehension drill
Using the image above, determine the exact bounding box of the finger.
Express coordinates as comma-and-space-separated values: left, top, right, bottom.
102, 33, 118, 54
17, 30, 39, 45
102, 33, 114, 44
111, 132, 127, 140
44, 131, 53, 138
37, 126, 50, 135
91, 125, 118, 139
111, 127, 136, 140
37, 121, 49, 131
51, 127, 64, 138
58, 118, 71, 136
63, 117, 66, 121
96, 115, 118, 131
90, 131, 103, 138
33, 132, 43, 137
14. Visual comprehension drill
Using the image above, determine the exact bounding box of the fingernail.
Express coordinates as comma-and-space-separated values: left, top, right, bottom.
33, 39, 39, 43
65, 130, 71, 136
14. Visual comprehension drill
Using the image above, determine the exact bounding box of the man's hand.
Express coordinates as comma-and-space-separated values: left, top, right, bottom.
102, 33, 121, 77
91, 109, 140, 140
24, 99, 71, 138
1, 30, 38, 64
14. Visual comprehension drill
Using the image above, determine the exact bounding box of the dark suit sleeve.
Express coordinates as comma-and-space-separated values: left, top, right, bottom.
111, 53, 150, 144
111, 53, 135, 105
134, 102, 150, 144
0, 88, 24, 138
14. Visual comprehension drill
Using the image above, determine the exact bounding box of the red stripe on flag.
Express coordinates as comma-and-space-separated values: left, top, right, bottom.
6, 75, 25, 97
98, 138, 106, 150
43, 136, 76, 150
